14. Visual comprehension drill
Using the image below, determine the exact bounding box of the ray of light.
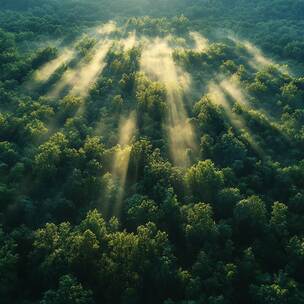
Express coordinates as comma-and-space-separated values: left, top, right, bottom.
70, 41, 112, 96
140, 37, 197, 167
242, 41, 274, 68
208, 81, 264, 156
189, 31, 209, 51
120, 31, 137, 50
49, 40, 112, 98
229, 36, 273, 69
219, 76, 281, 124
96, 21, 118, 36
34, 49, 74, 82
219, 76, 290, 142
227, 35, 288, 73
108, 112, 137, 218
220, 77, 248, 106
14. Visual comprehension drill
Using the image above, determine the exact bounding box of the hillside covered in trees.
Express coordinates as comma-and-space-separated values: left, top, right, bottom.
1, 1, 304, 303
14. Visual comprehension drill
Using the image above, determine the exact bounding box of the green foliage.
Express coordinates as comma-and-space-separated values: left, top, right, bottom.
234, 196, 267, 238
41, 275, 94, 304
185, 160, 224, 202
76, 36, 97, 57
1, 1, 304, 303
0, 228, 18, 301
182, 203, 217, 245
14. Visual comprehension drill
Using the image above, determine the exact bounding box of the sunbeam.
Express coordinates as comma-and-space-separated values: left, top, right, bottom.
49, 40, 112, 97
108, 112, 137, 217
96, 21, 118, 36
120, 31, 137, 50
34, 49, 74, 82
208, 81, 264, 156
140, 37, 197, 167
242, 40, 273, 68
220, 77, 248, 106
3, 3, 304, 302
189, 31, 209, 51
229, 36, 274, 69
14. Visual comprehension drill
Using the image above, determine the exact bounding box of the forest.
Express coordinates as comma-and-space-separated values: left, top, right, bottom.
1, 0, 304, 303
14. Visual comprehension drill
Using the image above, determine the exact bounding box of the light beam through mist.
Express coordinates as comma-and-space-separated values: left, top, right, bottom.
109, 112, 137, 217
140, 38, 197, 167
220, 77, 248, 106
120, 31, 137, 50
208, 80, 263, 156
229, 36, 274, 70
242, 41, 273, 68
220, 76, 280, 123
49, 40, 112, 98
189, 32, 209, 51
34, 49, 74, 82
96, 21, 118, 36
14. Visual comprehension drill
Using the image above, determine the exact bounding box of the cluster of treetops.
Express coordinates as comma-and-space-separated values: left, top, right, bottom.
1, 1, 304, 303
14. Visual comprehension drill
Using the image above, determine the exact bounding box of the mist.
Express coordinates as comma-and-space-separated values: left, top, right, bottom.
110, 112, 137, 216
140, 37, 197, 167
49, 40, 112, 97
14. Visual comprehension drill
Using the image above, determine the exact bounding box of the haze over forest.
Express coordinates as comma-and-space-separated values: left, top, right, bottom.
1, 1, 304, 303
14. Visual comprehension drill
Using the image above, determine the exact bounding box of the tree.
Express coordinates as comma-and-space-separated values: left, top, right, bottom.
234, 196, 267, 240
182, 203, 217, 247
0, 228, 18, 302
34, 132, 69, 179
286, 236, 304, 282
31, 47, 58, 70
215, 188, 242, 219
40, 274, 95, 304
194, 97, 226, 136
270, 202, 288, 238
185, 160, 224, 203
251, 272, 304, 304
213, 131, 247, 166
125, 194, 160, 229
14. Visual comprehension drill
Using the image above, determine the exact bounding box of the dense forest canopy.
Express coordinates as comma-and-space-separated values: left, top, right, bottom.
1, 0, 304, 303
